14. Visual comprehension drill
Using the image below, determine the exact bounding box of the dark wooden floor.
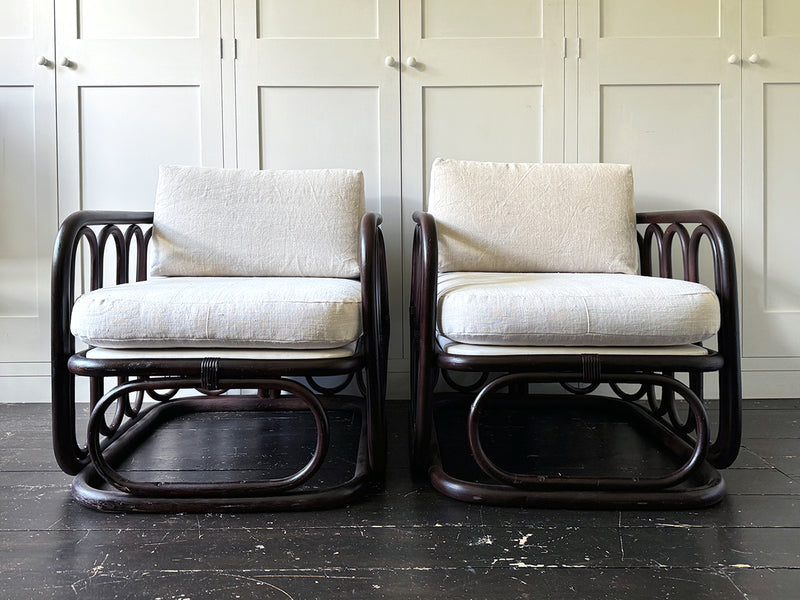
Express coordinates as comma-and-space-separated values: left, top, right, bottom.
1, 399, 799, 599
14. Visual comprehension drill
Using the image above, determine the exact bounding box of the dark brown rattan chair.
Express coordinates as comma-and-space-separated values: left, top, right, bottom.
409, 159, 741, 509
52, 166, 389, 512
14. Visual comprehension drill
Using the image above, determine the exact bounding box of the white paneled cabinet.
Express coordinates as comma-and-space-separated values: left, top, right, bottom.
740, 1, 800, 378
0, 0, 56, 381
3, 1, 800, 399
54, 0, 224, 218
576, 0, 741, 221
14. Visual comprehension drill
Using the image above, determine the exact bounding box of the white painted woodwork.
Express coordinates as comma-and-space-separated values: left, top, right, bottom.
258, 0, 378, 39
741, 0, 800, 362
234, 0, 403, 360
78, 0, 201, 40
422, 0, 543, 39
55, 0, 223, 218
401, 0, 565, 356
597, 0, 720, 39
0, 0, 57, 374
576, 0, 741, 223
220, 0, 236, 168
4, 1, 800, 399
78, 87, 204, 212
0, 0, 33, 39
598, 84, 721, 212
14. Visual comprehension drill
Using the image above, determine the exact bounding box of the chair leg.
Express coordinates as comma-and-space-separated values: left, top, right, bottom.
364, 367, 387, 476
410, 359, 436, 477
424, 372, 727, 509
69, 377, 376, 512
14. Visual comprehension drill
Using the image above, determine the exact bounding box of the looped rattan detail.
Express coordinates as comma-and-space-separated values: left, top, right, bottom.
466, 372, 710, 491
86, 378, 331, 498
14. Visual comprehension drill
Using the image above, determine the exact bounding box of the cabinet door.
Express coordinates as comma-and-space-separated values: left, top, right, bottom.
577, 0, 741, 227
401, 0, 565, 355
741, 1, 800, 364
234, 0, 403, 358
55, 0, 224, 218
0, 0, 57, 373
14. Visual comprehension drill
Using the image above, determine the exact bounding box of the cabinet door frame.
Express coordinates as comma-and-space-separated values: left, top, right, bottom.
741, 0, 800, 369
54, 0, 224, 220
0, 0, 58, 380
575, 0, 741, 231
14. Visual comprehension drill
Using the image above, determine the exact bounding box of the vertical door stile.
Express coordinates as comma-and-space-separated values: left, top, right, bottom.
741, 0, 800, 376
0, 0, 58, 375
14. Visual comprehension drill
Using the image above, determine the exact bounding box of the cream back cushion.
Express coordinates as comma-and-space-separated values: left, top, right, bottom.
150, 165, 365, 278
427, 159, 638, 274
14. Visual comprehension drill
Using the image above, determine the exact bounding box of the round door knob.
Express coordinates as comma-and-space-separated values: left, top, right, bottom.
748, 53, 760, 64
59, 57, 73, 68
727, 54, 739, 65
36, 56, 51, 67
384, 56, 397, 67
405, 56, 418, 68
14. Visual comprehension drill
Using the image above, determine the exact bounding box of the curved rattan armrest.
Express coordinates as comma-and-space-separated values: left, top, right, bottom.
52, 210, 155, 349
53, 210, 154, 293
636, 210, 738, 353
51, 210, 154, 475
637, 209, 741, 467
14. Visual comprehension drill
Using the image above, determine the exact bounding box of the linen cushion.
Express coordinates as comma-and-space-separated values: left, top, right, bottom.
150, 165, 365, 278
427, 158, 637, 274
437, 272, 720, 347
71, 277, 362, 349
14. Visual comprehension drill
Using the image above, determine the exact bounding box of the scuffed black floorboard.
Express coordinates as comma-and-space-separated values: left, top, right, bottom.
1, 400, 799, 599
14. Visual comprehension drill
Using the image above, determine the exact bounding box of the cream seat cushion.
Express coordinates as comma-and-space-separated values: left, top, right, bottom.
71, 277, 362, 350
427, 158, 638, 274
437, 272, 720, 347
150, 165, 365, 278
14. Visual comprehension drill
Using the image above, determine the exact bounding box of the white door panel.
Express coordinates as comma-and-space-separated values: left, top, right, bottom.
0, 0, 56, 365
741, 0, 800, 359
55, 0, 223, 219
577, 0, 741, 225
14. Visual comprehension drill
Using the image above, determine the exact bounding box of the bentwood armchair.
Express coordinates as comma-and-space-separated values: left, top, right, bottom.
52, 165, 389, 512
409, 158, 741, 508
